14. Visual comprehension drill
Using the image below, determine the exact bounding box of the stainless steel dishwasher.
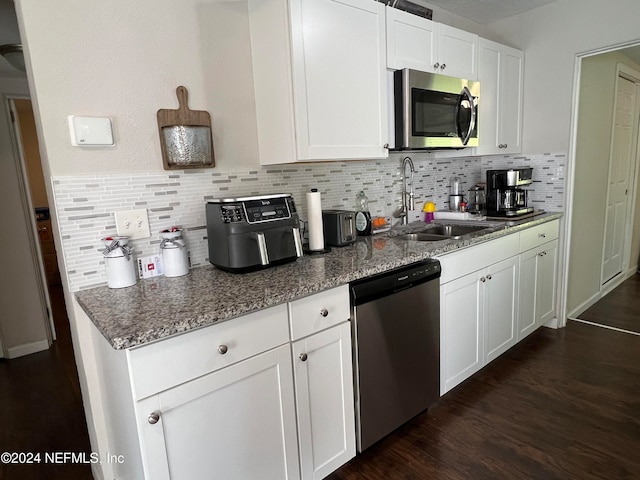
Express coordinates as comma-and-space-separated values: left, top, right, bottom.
350, 259, 441, 452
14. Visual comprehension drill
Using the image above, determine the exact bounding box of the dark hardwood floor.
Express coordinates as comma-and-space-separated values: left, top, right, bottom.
577, 273, 640, 333
328, 294, 640, 478
0, 285, 93, 480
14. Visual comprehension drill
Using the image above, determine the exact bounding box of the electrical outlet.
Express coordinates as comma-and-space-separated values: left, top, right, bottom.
114, 209, 151, 240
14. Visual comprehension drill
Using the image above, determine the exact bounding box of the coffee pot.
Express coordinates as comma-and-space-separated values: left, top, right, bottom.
467, 185, 486, 214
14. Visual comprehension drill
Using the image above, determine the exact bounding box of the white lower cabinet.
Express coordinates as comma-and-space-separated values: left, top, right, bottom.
100, 287, 354, 480
518, 239, 559, 340
292, 322, 355, 480
440, 255, 518, 394
136, 345, 300, 480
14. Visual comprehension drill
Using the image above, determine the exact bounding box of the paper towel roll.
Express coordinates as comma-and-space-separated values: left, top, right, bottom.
307, 189, 325, 251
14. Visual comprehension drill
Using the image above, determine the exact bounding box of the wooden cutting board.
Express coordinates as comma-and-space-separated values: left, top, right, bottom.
157, 86, 215, 170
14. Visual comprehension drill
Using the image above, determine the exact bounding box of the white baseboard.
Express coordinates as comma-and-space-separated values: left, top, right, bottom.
7, 339, 50, 359
568, 267, 638, 319
568, 291, 601, 319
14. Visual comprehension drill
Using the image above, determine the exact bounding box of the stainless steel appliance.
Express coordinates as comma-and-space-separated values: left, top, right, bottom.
350, 259, 441, 452
486, 168, 534, 217
393, 68, 479, 149
205, 194, 303, 272
322, 210, 356, 247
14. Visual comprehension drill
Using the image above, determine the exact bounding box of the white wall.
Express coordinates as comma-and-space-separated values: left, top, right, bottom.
485, 0, 640, 155
0, 76, 50, 358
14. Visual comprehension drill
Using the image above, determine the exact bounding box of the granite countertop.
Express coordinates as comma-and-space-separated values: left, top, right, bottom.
75, 212, 563, 350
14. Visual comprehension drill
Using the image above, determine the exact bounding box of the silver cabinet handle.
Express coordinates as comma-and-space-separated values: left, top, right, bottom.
480, 277, 486, 282
320, 308, 329, 317
292, 227, 303, 258
218, 345, 228, 355
434, 62, 440, 69
539, 233, 547, 238
148, 412, 160, 425
252, 231, 269, 266
486, 274, 492, 280
383, 143, 389, 149
299, 353, 308, 362
440, 63, 446, 70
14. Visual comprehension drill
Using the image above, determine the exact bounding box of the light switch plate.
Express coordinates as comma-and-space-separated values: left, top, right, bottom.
68, 115, 115, 146
114, 209, 151, 240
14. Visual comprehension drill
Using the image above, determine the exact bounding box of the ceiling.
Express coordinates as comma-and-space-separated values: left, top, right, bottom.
425, 0, 559, 25
0, 0, 24, 78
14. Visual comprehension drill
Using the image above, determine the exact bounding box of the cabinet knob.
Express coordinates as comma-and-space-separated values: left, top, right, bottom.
148, 412, 160, 425
299, 353, 308, 362
39, 226, 48, 232
383, 143, 389, 149
434, 62, 440, 69
486, 274, 492, 280
218, 345, 228, 355
480, 276, 486, 282
440, 63, 446, 70
320, 308, 329, 317
539, 233, 546, 238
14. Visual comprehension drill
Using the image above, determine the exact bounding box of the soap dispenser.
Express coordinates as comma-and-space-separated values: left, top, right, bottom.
355, 190, 372, 236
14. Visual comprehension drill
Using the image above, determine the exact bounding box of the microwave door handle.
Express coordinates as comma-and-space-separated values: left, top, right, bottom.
251, 231, 270, 265
292, 227, 303, 258
458, 86, 476, 146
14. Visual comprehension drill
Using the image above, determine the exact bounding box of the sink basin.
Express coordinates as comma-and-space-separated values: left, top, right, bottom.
397, 224, 492, 242
426, 224, 489, 236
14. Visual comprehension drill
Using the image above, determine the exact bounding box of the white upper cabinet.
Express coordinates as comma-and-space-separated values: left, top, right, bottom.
249, 0, 389, 164
385, 7, 478, 80
477, 38, 524, 155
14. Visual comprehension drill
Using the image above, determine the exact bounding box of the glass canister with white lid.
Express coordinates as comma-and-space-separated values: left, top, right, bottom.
160, 227, 190, 277
102, 236, 137, 288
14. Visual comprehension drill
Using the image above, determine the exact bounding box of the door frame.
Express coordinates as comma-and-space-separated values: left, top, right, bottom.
562, 41, 640, 323
5, 94, 55, 343
599, 64, 640, 289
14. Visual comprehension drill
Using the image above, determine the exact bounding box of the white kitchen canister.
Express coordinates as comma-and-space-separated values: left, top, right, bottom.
160, 228, 190, 277
102, 236, 137, 288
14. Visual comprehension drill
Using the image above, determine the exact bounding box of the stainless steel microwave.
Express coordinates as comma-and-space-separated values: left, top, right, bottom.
393, 68, 479, 149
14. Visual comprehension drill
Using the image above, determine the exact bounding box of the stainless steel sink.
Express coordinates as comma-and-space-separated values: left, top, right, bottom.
397, 224, 492, 242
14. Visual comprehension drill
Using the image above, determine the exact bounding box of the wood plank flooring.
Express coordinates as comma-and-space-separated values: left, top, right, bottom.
328, 318, 640, 478
577, 273, 640, 333
0, 285, 93, 480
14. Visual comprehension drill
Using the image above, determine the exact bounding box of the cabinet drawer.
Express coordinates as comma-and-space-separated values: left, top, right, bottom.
289, 285, 350, 341
520, 219, 559, 252
128, 304, 289, 400
437, 233, 519, 284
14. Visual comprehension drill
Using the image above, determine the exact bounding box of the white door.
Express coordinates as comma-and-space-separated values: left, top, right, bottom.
293, 322, 355, 480
136, 345, 300, 480
602, 74, 638, 284
517, 247, 538, 341
436, 24, 478, 80
536, 240, 558, 325
441, 271, 484, 394
499, 47, 524, 154
484, 256, 518, 363
385, 6, 437, 72
292, 0, 388, 160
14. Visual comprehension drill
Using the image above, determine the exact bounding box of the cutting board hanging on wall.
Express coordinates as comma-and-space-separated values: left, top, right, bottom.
157, 86, 215, 170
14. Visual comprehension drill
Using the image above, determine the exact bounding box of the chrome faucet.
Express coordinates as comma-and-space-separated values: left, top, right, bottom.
400, 156, 415, 225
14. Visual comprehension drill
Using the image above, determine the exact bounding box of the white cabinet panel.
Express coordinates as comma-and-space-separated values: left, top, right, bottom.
437, 24, 478, 80
518, 247, 538, 340
136, 345, 300, 480
250, 0, 388, 163
293, 322, 355, 480
477, 38, 524, 155
289, 285, 350, 341
536, 240, 558, 325
484, 256, 519, 363
385, 6, 437, 71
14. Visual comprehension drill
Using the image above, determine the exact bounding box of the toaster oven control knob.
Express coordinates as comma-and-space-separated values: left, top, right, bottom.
320, 308, 329, 317
218, 345, 228, 355
148, 412, 160, 425
299, 353, 308, 362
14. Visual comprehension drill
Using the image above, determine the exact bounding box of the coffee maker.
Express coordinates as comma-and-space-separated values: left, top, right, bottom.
486, 168, 534, 217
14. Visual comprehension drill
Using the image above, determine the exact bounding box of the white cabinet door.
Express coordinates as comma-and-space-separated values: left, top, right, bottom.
136, 345, 300, 480
437, 24, 478, 80
477, 38, 524, 155
441, 270, 484, 394
517, 246, 539, 340
385, 6, 437, 72
536, 239, 558, 325
293, 322, 355, 480
518, 239, 558, 340
250, 0, 388, 163
384, 8, 477, 80
484, 256, 519, 363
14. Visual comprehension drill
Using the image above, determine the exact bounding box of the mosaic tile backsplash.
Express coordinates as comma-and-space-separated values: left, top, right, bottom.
53, 152, 565, 291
